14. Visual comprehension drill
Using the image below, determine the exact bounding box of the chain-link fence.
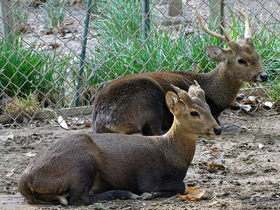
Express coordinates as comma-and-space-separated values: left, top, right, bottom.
0, 0, 279, 125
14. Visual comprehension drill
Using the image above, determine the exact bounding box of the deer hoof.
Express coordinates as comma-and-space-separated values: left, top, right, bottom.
140, 192, 153, 200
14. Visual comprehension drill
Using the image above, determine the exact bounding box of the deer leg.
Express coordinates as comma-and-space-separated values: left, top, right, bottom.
139, 190, 183, 200
138, 178, 186, 200
87, 190, 140, 202
152, 190, 180, 198
67, 156, 100, 206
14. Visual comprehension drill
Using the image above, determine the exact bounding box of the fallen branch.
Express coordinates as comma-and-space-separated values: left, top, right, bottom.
220, 114, 245, 120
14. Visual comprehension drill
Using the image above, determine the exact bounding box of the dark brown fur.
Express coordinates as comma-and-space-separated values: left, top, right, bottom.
18, 85, 220, 206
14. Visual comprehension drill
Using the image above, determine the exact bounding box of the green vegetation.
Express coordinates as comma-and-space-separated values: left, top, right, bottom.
0, 39, 68, 106
41, 0, 68, 30
89, 0, 218, 85
13, 0, 30, 34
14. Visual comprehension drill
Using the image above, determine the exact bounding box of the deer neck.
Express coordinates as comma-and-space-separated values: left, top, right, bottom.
159, 120, 198, 170
198, 63, 243, 109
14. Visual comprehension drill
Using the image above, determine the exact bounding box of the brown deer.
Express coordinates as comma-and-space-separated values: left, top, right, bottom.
91, 8, 267, 135
18, 84, 221, 206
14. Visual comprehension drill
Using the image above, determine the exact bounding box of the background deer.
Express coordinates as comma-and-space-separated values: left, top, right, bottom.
91, 8, 267, 135
18, 84, 221, 206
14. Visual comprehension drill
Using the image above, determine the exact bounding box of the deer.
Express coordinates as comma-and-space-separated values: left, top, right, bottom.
18, 83, 221, 206
91, 8, 267, 136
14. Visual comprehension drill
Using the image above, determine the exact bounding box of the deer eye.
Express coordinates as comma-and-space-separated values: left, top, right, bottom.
238, 59, 247, 65
190, 111, 200, 117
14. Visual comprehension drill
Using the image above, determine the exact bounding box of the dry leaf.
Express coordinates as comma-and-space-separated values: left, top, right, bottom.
49, 43, 60, 50
177, 187, 205, 201
263, 101, 273, 109
0, 134, 14, 141
241, 104, 252, 112
244, 96, 257, 104
208, 163, 226, 169
84, 120, 91, 127
207, 160, 227, 170
258, 143, 264, 149
232, 102, 252, 112
6, 169, 15, 177
25, 152, 36, 158
58, 116, 69, 130
248, 96, 257, 103
236, 93, 245, 99
63, 18, 74, 26
210, 148, 219, 152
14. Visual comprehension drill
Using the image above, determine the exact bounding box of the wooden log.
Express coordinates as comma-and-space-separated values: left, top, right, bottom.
0, 106, 93, 124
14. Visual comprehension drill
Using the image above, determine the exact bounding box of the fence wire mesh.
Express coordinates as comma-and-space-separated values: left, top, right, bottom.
0, 0, 279, 126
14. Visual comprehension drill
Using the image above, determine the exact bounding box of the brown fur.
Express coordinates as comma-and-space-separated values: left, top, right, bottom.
18, 85, 220, 206
92, 18, 267, 135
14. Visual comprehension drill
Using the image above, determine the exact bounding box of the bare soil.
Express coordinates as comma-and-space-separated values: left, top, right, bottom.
0, 108, 279, 210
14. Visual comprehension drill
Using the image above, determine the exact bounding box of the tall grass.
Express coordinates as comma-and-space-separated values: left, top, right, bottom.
41, 0, 68, 30
89, 0, 221, 85
0, 39, 68, 106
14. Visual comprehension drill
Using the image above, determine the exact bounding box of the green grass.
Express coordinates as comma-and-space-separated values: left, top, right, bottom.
0, 38, 68, 106
88, 0, 220, 85
13, 1, 30, 34
86, 1, 280, 104
41, 0, 68, 30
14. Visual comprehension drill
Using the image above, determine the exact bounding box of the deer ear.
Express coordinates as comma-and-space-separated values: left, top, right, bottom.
196, 89, 206, 102
166, 91, 185, 115
166, 91, 179, 111
206, 46, 227, 62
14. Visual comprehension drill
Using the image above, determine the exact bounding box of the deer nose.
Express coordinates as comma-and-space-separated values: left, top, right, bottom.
260, 73, 268, 82
214, 127, 222, 135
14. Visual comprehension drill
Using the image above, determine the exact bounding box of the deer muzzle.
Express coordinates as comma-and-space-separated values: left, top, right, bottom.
259, 72, 268, 82
254, 72, 268, 82
214, 127, 222, 135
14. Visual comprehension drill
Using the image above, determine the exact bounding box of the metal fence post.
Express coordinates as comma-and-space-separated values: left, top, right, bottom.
75, 0, 93, 107
209, 0, 224, 35
142, 0, 150, 41
0, 0, 14, 40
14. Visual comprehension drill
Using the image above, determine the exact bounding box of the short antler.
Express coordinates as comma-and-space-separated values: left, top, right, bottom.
170, 84, 181, 93
170, 84, 193, 103
236, 7, 254, 38
196, 12, 232, 43
188, 81, 205, 102
193, 80, 200, 88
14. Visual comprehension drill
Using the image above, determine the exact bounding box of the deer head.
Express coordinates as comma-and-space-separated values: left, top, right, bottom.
166, 82, 221, 138
197, 8, 268, 83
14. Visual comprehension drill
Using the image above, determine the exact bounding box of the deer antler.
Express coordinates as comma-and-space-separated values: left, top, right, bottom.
196, 12, 232, 43
193, 80, 200, 88
236, 7, 254, 38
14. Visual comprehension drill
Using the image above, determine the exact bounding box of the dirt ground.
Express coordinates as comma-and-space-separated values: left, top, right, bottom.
0, 108, 279, 210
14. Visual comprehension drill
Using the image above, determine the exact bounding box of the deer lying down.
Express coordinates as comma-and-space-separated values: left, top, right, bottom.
18, 83, 221, 206
91, 8, 267, 135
